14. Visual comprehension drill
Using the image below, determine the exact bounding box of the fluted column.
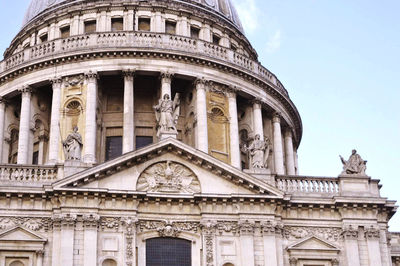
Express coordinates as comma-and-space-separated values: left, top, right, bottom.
84, 71, 98, 164
195, 78, 208, 153
273, 113, 285, 175
284, 129, 296, 175
252, 99, 264, 141
227, 87, 241, 169
0, 98, 6, 163
160, 72, 172, 98
123, 70, 135, 153
239, 221, 255, 266
17, 86, 32, 164
48, 78, 63, 164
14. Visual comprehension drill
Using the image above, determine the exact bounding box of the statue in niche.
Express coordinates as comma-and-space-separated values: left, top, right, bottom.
153, 93, 180, 136
243, 134, 271, 169
339, 149, 367, 175
63, 126, 83, 161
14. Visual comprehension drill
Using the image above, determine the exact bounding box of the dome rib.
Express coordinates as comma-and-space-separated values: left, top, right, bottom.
22, 0, 244, 33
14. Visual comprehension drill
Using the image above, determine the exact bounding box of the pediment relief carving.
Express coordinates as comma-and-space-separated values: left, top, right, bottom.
0, 226, 47, 243
137, 161, 201, 194
287, 235, 340, 252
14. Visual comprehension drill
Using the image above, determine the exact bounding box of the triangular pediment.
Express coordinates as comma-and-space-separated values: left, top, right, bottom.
287, 236, 340, 251
0, 226, 46, 242
53, 138, 283, 197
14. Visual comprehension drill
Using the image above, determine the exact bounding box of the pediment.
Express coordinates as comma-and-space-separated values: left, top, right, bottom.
53, 138, 283, 197
0, 226, 46, 243
287, 236, 340, 252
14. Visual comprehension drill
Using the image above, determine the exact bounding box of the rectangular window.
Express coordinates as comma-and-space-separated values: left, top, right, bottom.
39, 34, 48, 43
84, 20, 97, 34
32, 151, 39, 165
212, 34, 221, 45
138, 18, 151, 31
190, 26, 200, 39
60, 25, 70, 38
105, 136, 122, 161
165, 21, 176, 34
136, 136, 153, 149
111, 17, 124, 31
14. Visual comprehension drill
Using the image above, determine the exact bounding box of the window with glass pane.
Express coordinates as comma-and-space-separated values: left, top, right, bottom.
60, 25, 70, 38
40, 34, 48, 43
112, 18, 123, 31
105, 136, 122, 161
32, 151, 39, 165
165, 21, 176, 34
138, 18, 151, 31
84, 20, 96, 33
190, 26, 200, 39
212, 34, 220, 45
136, 136, 153, 149
146, 237, 191, 266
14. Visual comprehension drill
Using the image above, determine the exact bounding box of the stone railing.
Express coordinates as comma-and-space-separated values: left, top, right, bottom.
276, 175, 340, 195
0, 164, 58, 184
1, 31, 288, 96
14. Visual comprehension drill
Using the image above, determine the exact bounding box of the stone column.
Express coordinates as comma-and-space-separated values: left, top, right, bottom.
84, 71, 98, 164
252, 99, 264, 141
123, 70, 135, 153
261, 221, 278, 266
38, 135, 48, 165
60, 215, 76, 266
227, 87, 241, 169
83, 214, 100, 266
160, 72, 172, 98
272, 113, 285, 175
51, 218, 61, 266
195, 78, 208, 153
239, 221, 255, 266
0, 98, 6, 163
365, 227, 383, 266
36, 250, 44, 266
48, 78, 63, 164
284, 128, 296, 175
17, 86, 32, 164
343, 226, 361, 266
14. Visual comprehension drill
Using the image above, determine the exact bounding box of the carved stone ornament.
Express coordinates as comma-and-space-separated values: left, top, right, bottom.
139, 220, 199, 237
0, 217, 52, 231
153, 93, 181, 137
216, 221, 239, 235
100, 217, 121, 232
284, 226, 341, 242
261, 220, 283, 235
364, 225, 380, 239
64, 74, 84, 88
339, 149, 367, 175
239, 220, 256, 235
136, 161, 201, 193
341, 225, 359, 240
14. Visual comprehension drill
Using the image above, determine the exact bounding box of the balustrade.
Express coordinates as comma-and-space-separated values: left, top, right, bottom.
276, 175, 339, 195
1, 31, 288, 96
0, 165, 58, 183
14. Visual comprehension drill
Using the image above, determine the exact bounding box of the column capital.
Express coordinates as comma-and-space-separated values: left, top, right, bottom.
85, 71, 98, 82
82, 213, 100, 229
18, 85, 33, 95
194, 77, 208, 88
0, 96, 7, 105
238, 220, 256, 235
38, 134, 49, 142
364, 225, 380, 240
226, 86, 238, 98
261, 220, 283, 236
251, 97, 262, 107
160, 71, 173, 82
123, 69, 136, 80
50, 77, 63, 86
342, 225, 359, 240
284, 127, 293, 137
272, 112, 281, 123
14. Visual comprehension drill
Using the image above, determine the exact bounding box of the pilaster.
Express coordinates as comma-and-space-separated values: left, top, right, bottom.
342, 225, 361, 266
365, 226, 383, 266
122, 217, 138, 266
84, 71, 98, 164
17, 85, 32, 164
261, 220, 280, 266
239, 220, 255, 266
83, 214, 100, 266
201, 221, 216, 266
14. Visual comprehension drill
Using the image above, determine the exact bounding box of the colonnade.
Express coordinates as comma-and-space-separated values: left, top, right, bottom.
0, 71, 297, 175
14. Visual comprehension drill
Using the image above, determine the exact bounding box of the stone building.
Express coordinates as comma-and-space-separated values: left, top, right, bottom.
0, 0, 398, 265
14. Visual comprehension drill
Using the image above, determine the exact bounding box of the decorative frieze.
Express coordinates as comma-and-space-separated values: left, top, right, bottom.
284, 226, 341, 242
139, 220, 199, 237
100, 217, 121, 232
216, 221, 239, 235
0, 216, 52, 231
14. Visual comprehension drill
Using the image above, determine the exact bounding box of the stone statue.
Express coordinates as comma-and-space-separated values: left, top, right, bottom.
153, 93, 180, 136
339, 149, 367, 175
63, 126, 83, 160
244, 134, 270, 169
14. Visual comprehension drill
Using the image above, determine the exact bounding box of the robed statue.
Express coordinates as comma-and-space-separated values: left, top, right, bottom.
339, 149, 367, 175
153, 93, 180, 136
243, 134, 271, 169
63, 126, 83, 161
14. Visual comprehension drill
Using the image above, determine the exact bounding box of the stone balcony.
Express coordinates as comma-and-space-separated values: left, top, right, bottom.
0, 31, 288, 96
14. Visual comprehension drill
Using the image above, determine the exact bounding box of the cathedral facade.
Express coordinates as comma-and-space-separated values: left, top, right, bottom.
0, 0, 398, 265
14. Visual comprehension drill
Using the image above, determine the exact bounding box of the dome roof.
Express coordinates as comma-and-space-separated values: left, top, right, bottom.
22, 0, 244, 32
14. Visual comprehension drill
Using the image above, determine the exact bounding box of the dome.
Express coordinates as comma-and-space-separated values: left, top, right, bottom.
22, 0, 244, 32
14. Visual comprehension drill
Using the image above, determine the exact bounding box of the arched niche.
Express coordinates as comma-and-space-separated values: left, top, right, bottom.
102, 258, 117, 266
9, 260, 25, 266
223, 263, 234, 266
61, 98, 84, 156
136, 161, 201, 194
6, 124, 19, 164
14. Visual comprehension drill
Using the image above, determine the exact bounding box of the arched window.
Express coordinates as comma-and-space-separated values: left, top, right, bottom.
9, 260, 25, 266
146, 237, 191, 266
102, 258, 117, 266
223, 264, 234, 266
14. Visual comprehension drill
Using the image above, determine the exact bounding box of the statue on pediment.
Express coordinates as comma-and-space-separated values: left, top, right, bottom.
137, 161, 200, 194
340, 149, 367, 175
63, 126, 83, 161
153, 93, 180, 137
244, 134, 270, 169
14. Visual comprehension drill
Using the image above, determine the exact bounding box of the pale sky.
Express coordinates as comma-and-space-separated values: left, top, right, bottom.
1, 0, 399, 230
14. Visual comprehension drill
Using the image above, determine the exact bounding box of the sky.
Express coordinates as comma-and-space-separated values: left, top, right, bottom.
0, 0, 399, 230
